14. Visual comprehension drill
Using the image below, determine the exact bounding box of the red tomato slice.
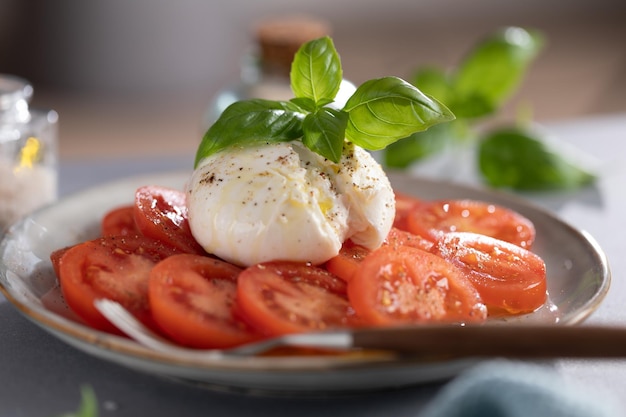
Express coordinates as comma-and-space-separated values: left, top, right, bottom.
57, 235, 180, 334
50, 245, 73, 278
407, 199, 536, 249
348, 245, 487, 326
431, 232, 547, 315
134, 185, 205, 255
324, 240, 371, 283
148, 254, 260, 349
383, 227, 434, 252
236, 262, 354, 336
101, 205, 139, 236
393, 192, 421, 230
325, 228, 433, 283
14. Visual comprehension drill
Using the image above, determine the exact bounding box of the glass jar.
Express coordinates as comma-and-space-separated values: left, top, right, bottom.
202, 15, 356, 130
0, 74, 58, 232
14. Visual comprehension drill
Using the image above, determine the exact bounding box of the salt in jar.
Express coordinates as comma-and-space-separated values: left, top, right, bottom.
0, 74, 58, 232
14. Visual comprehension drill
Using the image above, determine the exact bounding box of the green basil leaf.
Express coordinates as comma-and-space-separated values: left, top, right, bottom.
449, 95, 496, 119
478, 127, 596, 190
384, 122, 463, 168
411, 66, 454, 107
343, 76, 455, 150
194, 99, 305, 167
57, 386, 98, 417
412, 66, 496, 118
289, 97, 316, 112
302, 108, 348, 163
290, 36, 342, 104
453, 27, 543, 117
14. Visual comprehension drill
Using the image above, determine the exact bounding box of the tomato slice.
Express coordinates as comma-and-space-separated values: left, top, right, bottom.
148, 254, 260, 349
431, 232, 547, 315
407, 199, 536, 249
348, 245, 487, 326
324, 240, 371, 283
236, 262, 354, 336
57, 235, 180, 334
50, 245, 73, 278
134, 185, 205, 255
393, 192, 421, 230
101, 205, 139, 236
325, 228, 434, 283
383, 227, 434, 252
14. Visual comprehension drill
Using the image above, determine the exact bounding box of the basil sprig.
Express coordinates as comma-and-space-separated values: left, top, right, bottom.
383, 26, 596, 191
385, 26, 544, 170
194, 36, 454, 167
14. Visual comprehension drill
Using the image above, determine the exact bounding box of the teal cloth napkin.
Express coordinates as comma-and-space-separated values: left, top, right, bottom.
420, 360, 619, 417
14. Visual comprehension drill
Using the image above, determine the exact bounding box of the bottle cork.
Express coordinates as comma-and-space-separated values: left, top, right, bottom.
255, 15, 332, 77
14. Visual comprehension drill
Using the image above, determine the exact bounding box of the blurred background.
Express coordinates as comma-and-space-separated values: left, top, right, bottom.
1, 0, 625, 161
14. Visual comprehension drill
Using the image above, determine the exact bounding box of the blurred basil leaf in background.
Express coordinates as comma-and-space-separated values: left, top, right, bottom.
453, 27, 544, 118
383, 26, 595, 191
479, 127, 596, 190
56, 385, 98, 417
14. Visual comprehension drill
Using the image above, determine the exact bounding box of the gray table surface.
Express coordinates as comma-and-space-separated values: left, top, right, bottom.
1, 114, 625, 416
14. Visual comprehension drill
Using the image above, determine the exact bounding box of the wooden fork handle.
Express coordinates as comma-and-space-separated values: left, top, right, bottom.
351, 325, 626, 359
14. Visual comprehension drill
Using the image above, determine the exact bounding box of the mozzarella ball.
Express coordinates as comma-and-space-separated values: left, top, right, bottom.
186, 141, 394, 266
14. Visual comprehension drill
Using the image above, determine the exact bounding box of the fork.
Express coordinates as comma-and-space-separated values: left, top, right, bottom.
94, 299, 354, 359
94, 298, 626, 360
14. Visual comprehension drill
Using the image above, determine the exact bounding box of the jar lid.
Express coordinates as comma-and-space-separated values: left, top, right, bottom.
255, 15, 332, 76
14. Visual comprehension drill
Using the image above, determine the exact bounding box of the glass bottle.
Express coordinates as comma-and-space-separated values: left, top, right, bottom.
0, 74, 58, 232
202, 15, 356, 130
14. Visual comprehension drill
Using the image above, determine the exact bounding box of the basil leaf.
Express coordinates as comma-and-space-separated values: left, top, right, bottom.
448, 94, 495, 119
57, 386, 98, 417
384, 121, 464, 168
453, 27, 544, 118
478, 127, 596, 190
302, 108, 348, 163
343, 76, 455, 150
412, 66, 496, 118
194, 99, 305, 167
411, 67, 454, 107
290, 36, 342, 104
290, 97, 316, 112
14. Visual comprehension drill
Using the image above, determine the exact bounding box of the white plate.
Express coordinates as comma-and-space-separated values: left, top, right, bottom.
0, 171, 610, 394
